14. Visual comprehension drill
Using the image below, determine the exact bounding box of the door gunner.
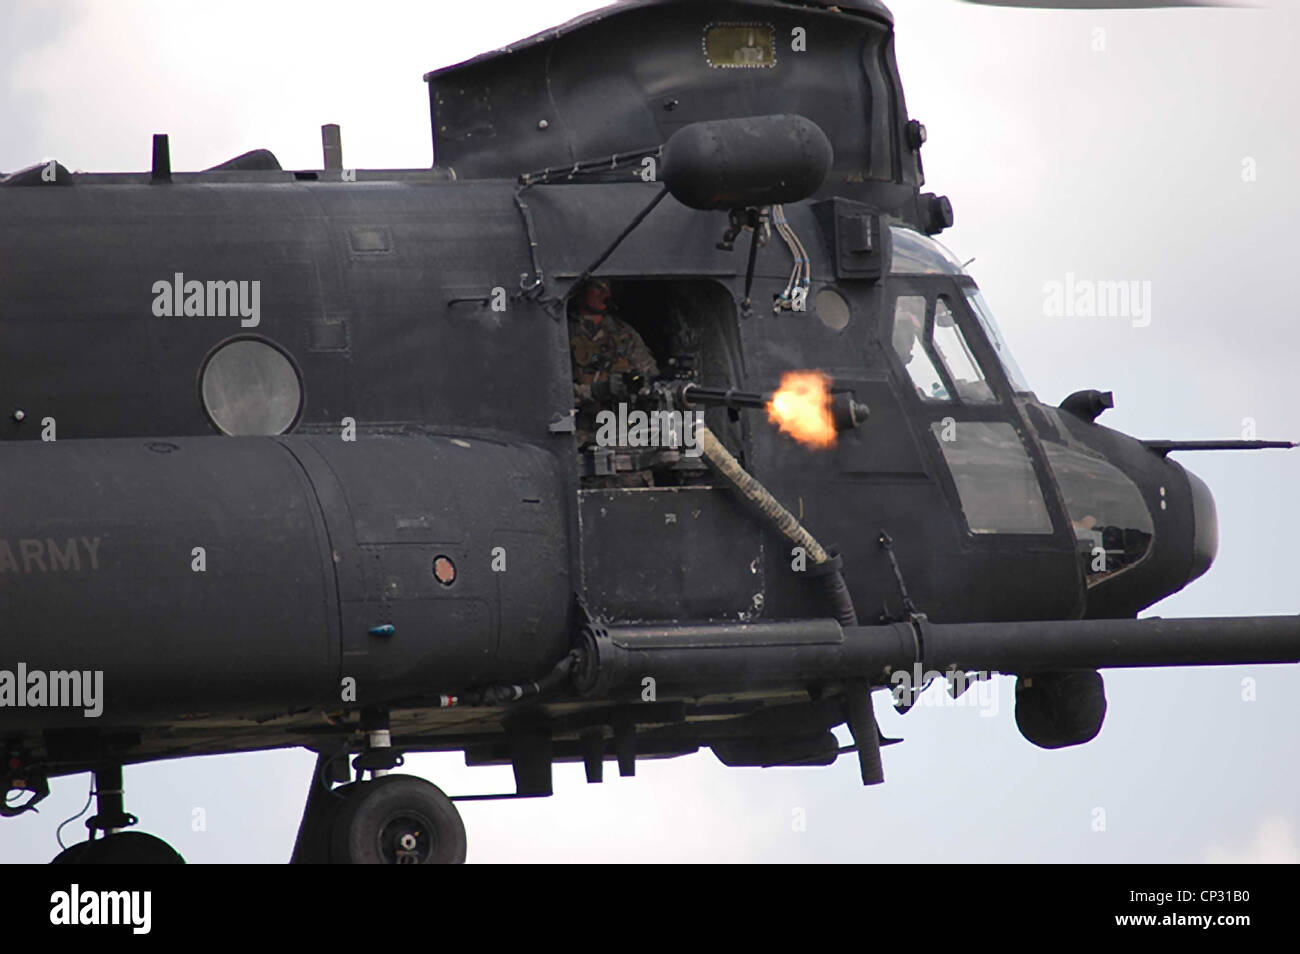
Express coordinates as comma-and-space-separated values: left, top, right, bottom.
568, 279, 659, 446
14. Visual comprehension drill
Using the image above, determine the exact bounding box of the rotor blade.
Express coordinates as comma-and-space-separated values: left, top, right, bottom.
960, 1, 1245, 8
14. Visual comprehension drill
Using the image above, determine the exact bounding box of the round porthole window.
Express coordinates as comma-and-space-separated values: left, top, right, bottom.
200, 337, 303, 436
815, 288, 850, 332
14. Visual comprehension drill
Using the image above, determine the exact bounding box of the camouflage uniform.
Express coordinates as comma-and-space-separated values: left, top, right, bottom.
569, 309, 659, 446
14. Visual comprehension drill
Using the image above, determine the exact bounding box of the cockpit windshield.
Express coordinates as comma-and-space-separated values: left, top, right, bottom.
889, 226, 966, 276
889, 226, 1033, 394
963, 288, 1031, 394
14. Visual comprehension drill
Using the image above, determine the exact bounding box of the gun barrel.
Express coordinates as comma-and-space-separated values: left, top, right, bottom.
678, 382, 869, 431
679, 383, 771, 410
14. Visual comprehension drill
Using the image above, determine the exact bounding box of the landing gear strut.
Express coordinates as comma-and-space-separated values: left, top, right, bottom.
50, 763, 183, 864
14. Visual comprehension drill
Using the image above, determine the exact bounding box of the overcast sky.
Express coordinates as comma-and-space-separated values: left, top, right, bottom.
2, 0, 1297, 863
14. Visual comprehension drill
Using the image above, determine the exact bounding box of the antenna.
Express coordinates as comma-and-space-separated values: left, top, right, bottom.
321, 124, 343, 171
151, 134, 171, 183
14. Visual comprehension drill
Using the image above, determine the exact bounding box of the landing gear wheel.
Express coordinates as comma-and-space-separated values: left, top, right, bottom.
1015, 670, 1107, 749
330, 775, 465, 865
51, 832, 184, 864
50, 842, 91, 864
291, 781, 359, 864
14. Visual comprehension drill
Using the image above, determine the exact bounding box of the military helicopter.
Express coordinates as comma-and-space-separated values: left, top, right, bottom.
0, 0, 1291, 864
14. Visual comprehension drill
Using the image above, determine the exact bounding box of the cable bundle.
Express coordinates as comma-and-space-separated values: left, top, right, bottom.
771, 204, 811, 313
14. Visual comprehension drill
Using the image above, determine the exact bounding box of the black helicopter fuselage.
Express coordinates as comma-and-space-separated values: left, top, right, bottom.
0, 0, 1223, 779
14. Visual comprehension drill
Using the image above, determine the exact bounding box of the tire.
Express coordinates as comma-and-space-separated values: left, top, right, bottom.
291, 781, 360, 864
1015, 670, 1107, 749
51, 831, 184, 864
49, 841, 91, 864
330, 775, 466, 865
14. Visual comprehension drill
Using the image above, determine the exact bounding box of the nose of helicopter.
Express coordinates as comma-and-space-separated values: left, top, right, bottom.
1185, 468, 1218, 585
1038, 414, 1225, 617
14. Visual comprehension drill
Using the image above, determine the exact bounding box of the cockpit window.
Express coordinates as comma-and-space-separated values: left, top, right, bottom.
931, 299, 995, 404
887, 227, 1032, 395
964, 287, 1031, 393
1042, 441, 1154, 585
892, 296, 948, 401
889, 226, 966, 276
931, 421, 1053, 535
891, 295, 996, 404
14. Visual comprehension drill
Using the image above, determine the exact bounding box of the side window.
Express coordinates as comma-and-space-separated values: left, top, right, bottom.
891, 296, 949, 401
1042, 441, 1154, 585
931, 299, 995, 404
931, 421, 1053, 535
200, 337, 303, 436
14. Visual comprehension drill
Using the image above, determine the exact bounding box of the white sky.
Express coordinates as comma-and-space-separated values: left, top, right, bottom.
2, 0, 1298, 863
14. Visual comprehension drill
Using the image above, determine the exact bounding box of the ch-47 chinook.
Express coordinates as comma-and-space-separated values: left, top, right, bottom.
0, 0, 1289, 864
